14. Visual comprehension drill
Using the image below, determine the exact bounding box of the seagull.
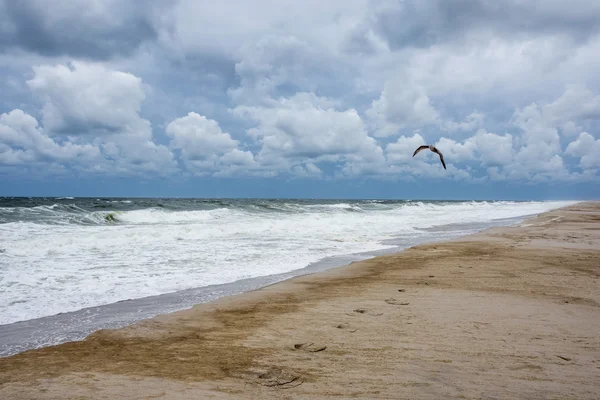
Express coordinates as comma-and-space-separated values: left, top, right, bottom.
412, 145, 446, 170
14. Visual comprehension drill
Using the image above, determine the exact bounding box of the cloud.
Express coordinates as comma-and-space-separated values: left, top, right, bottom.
542, 84, 600, 136
366, 0, 600, 51
228, 35, 344, 107
0, 0, 164, 59
167, 112, 239, 159
356, 30, 600, 142
443, 112, 485, 133
469, 130, 513, 166
386, 133, 426, 163
166, 111, 257, 176
0, 109, 100, 168
565, 132, 600, 169
367, 81, 439, 136
365, 77, 485, 137
168, 0, 368, 57
384, 85, 600, 182
232, 92, 384, 176
292, 163, 323, 178
384, 133, 470, 180
27, 62, 147, 135
2, 62, 177, 177
434, 137, 476, 163
1, 1, 600, 188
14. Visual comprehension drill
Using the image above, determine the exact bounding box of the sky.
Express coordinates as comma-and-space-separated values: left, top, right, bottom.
1, 0, 600, 200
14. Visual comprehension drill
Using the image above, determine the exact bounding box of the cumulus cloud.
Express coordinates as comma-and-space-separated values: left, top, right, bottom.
565, 132, 600, 169
167, 112, 238, 159
27, 62, 147, 135
232, 92, 384, 176
434, 137, 476, 163
386, 133, 426, 163
384, 133, 471, 180
367, 81, 439, 136
469, 130, 513, 166
2, 62, 177, 177
0, 0, 600, 187
166, 111, 257, 176
383, 85, 600, 183
0, 109, 100, 167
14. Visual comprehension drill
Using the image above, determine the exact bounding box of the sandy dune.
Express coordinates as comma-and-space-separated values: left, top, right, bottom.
1, 202, 599, 399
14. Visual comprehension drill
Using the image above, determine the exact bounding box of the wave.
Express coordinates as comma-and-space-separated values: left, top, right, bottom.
305, 203, 365, 212
0, 204, 121, 226
0, 199, 575, 227
112, 208, 234, 224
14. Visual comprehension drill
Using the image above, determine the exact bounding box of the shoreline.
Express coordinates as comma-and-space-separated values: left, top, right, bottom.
1, 201, 599, 399
1, 211, 536, 357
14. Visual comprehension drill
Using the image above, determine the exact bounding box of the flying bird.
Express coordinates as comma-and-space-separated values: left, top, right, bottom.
412, 145, 446, 170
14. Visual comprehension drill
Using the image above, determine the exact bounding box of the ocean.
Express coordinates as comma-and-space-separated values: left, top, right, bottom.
0, 197, 576, 356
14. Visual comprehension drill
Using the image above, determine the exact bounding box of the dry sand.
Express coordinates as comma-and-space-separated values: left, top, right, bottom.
1, 202, 599, 399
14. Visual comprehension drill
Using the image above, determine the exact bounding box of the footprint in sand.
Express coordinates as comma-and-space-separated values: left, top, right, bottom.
345, 308, 383, 317
294, 342, 327, 352
255, 368, 303, 388
336, 323, 357, 333
385, 298, 410, 306
556, 355, 572, 362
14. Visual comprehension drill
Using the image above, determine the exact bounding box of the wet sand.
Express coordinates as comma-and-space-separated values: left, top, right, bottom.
1, 202, 599, 399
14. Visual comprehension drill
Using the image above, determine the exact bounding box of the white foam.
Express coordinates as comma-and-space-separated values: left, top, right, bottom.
0, 200, 576, 324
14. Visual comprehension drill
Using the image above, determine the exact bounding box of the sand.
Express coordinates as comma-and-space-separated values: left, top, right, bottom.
1, 202, 599, 399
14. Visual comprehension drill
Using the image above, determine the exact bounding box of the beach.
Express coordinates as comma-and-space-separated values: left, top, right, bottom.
1, 201, 599, 399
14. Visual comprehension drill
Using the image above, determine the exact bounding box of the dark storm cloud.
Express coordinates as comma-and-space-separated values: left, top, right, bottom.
0, 0, 169, 59
370, 0, 600, 50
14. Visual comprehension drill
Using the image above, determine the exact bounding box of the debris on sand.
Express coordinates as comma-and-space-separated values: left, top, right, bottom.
385, 298, 410, 306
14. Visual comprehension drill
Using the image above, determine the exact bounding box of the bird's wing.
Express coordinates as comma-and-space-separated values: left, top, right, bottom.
431, 147, 447, 170
412, 145, 429, 157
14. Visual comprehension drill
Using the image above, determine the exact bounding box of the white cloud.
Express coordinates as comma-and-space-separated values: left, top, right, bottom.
470, 130, 513, 166
385, 133, 426, 163
565, 132, 600, 169
544, 84, 600, 122
220, 148, 256, 166
166, 112, 258, 176
27, 62, 146, 135
0, 109, 100, 167
510, 101, 564, 176
434, 137, 476, 163
2, 62, 178, 177
166, 112, 238, 159
233, 92, 384, 175
365, 76, 485, 137
443, 112, 485, 133
367, 81, 439, 137
385, 129, 513, 175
